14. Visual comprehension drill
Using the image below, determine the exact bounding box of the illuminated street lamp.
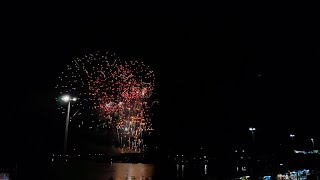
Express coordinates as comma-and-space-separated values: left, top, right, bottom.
61, 95, 77, 161
290, 134, 295, 142
311, 138, 314, 150
249, 127, 256, 143
289, 134, 295, 150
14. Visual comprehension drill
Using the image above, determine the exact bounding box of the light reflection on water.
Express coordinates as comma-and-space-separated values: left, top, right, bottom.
176, 164, 185, 179
204, 164, 207, 175
179, 164, 212, 179
110, 163, 155, 179
50, 161, 155, 180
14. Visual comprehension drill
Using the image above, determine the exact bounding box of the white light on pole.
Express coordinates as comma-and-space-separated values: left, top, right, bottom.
61, 95, 71, 102
249, 127, 256, 143
289, 134, 295, 149
290, 134, 295, 142
61, 95, 77, 161
311, 138, 314, 150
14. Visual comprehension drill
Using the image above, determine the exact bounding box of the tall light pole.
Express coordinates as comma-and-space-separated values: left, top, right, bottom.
311, 138, 314, 150
290, 134, 295, 143
289, 134, 295, 151
248, 127, 256, 179
61, 95, 77, 161
249, 127, 256, 143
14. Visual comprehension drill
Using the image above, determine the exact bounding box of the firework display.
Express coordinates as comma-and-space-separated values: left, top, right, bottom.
56, 52, 155, 152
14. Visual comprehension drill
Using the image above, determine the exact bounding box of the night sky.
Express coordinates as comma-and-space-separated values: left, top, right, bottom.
1, 3, 319, 160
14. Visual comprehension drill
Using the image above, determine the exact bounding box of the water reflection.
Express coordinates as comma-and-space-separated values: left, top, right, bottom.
176, 164, 179, 179
111, 163, 154, 180
176, 164, 185, 179
50, 161, 155, 180
176, 164, 208, 178
181, 164, 184, 178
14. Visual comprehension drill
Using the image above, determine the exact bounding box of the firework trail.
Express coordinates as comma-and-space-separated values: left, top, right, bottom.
56, 52, 155, 152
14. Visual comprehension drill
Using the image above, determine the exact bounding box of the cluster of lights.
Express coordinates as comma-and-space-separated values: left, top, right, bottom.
56, 52, 157, 152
